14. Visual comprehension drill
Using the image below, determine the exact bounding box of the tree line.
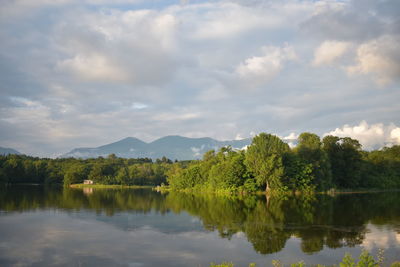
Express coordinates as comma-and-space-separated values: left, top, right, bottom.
1, 132, 399, 191
0, 154, 179, 186
166, 132, 400, 192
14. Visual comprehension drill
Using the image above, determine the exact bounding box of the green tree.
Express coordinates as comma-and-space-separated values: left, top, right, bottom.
115, 165, 131, 185
245, 133, 289, 192
208, 151, 247, 190
283, 153, 315, 192
296, 132, 332, 190
63, 163, 90, 186
322, 136, 363, 188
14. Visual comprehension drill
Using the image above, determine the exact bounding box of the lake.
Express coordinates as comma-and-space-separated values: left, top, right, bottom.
0, 186, 399, 266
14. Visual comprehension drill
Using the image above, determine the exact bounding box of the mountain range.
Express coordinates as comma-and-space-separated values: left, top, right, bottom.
0, 147, 21, 156
61, 136, 252, 160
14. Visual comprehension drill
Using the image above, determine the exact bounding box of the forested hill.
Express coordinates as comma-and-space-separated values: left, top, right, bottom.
0, 147, 21, 156
61, 136, 251, 160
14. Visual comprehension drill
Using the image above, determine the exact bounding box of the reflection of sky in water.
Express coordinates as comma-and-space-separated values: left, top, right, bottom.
71, 210, 204, 233
1, 211, 400, 267
361, 224, 400, 250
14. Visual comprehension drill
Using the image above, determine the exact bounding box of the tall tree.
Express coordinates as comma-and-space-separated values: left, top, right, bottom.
322, 135, 363, 188
296, 132, 332, 190
245, 133, 289, 192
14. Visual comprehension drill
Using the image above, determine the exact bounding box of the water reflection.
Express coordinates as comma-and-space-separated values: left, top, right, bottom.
0, 186, 400, 266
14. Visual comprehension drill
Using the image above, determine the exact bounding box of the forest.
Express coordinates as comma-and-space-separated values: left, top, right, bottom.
0, 154, 177, 187
1, 132, 400, 192
167, 133, 400, 192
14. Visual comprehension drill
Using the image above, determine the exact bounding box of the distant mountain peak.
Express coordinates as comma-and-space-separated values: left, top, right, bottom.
61, 136, 252, 160
121, 137, 147, 142
0, 147, 21, 155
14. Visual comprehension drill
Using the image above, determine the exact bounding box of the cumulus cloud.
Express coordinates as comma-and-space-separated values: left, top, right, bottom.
58, 53, 128, 82
313, 40, 351, 66
236, 44, 297, 88
391, 128, 400, 144
55, 9, 178, 85
0, 97, 81, 156
283, 132, 298, 141
324, 121, 400, 150
1, 0, 400, 156
274, 132, 298, 148
346, 35, 400, 85
300, 0, 400, 85
301, 1, 384, 42
188, 2, 283, 40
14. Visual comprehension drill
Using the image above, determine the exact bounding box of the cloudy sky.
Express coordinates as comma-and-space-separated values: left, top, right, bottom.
0, 0, 399, 157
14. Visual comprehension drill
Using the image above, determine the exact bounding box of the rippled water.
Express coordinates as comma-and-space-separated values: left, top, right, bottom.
0, 186, 399, 266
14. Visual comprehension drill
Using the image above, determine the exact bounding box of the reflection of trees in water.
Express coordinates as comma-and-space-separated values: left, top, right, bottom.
165, 193, 247, 238
244, 198, 290, 254
1, 186, 400, 255
0, 186, 168, 216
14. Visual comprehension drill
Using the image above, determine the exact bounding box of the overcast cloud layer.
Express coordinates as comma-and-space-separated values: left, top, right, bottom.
0, 0, 399, 157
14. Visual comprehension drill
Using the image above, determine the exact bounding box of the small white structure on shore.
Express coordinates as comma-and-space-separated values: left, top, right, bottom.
83, 180, 94, 185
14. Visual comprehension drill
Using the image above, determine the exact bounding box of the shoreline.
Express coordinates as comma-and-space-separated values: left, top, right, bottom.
155, 185, 400, 196
69, 184, 153, 189
4, 183, 400, 195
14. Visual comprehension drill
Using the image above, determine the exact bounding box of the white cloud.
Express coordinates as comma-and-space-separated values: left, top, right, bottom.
235, 134, 244, 140
153, 112, 201, 122
313, 40, 351, 66
324, 121, 400, 150
391, 128, 400, 144
347, 35, 400, 85
191, 145, 205, 157
236, 44, 297, 88
58, 53, 128, 82
55, 9, 178, 85
131, 102, 148, 110
283, 132, 298, 141
275, 132, 299, 148
0, 97, 82, 155
187, 2, 283, 40
0, 0, 143, 20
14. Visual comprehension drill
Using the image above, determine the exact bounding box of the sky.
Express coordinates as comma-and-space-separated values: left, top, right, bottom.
0, 0, 399, 157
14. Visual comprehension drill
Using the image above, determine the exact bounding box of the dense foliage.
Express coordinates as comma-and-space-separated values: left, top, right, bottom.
167, 133, 400, 192
0, 154, 177, 186
1, 132, 400, 191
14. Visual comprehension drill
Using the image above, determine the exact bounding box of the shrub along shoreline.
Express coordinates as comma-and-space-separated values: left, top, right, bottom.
210, 250, 400, 267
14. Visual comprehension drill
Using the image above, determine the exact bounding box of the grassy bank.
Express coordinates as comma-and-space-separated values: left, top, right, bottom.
155, 185, 400, 196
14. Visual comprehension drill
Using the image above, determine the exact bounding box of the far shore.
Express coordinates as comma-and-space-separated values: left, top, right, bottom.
154, 185, 400, 195
69, 184, 153, 189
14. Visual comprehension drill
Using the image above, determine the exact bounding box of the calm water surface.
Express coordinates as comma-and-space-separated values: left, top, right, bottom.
0, 186, 399, 266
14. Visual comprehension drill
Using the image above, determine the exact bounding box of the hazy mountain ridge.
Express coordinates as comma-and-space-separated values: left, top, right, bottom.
0, 147, 21, 155
61, 135, 252, 160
